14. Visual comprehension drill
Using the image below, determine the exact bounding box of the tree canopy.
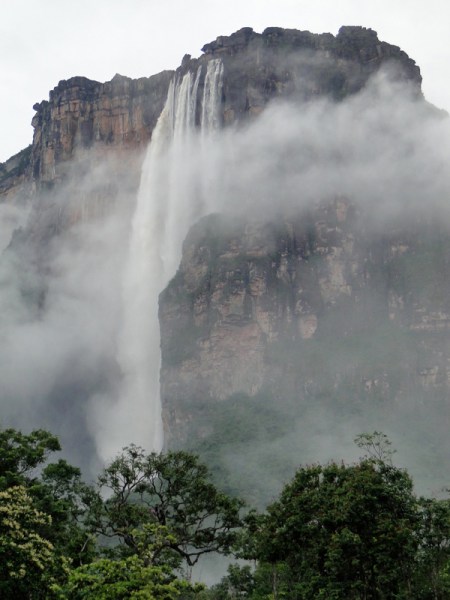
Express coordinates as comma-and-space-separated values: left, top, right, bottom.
3, 427, 450, 599
0, 485, 65, 599
249, 459, 419, 598
87, 446, 244, 567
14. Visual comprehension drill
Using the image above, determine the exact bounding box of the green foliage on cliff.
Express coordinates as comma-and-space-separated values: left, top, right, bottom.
186, 392, 296, 504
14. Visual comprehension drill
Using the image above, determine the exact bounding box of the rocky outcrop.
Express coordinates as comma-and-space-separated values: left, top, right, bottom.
0, 146, 32, 202
0, 25, 421, 200
0, 70, 175, 260
159, 203, 450, 455
1, 71, 173, 200
29, 71, 173, 185
197, 25, 421, 123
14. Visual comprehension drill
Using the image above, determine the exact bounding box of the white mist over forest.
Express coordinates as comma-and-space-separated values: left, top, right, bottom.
1, 61, 450, 494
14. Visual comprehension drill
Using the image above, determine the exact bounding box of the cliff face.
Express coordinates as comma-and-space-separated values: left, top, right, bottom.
0, 70, 173, 235
159, 203, 450, 437
156, 26, 427, 451
0, 146, 32, 201
198, 26, 421, 121
153, 29, 450, 501
0, 25, 420, 202
29, 71, 173, 185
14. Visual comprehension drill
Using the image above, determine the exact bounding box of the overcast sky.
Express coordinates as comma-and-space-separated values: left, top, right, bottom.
1, 0, 449, 163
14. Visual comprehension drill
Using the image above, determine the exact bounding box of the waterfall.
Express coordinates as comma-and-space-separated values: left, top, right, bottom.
94, 59, 223, 461
201, 59, 224, 131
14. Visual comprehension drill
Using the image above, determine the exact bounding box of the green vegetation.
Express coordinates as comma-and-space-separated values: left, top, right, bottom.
58, 554, 204, 599
204, 432, 450, 600
0, 428, 242, 599
186, 392, 297, 504
0, 485, 67, 599
86, 446, 243, 567
2, 427, 450, 598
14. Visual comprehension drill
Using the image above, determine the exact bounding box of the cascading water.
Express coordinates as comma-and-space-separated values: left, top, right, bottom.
95, 59, 224, 461
201, 59, 224, 132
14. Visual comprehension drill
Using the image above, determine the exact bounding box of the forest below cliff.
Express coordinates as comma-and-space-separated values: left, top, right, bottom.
2, 426, 450, 600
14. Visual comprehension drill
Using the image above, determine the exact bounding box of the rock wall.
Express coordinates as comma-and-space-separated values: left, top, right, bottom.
200, 26, 421, 122
0, 69, 175, 256
155, 26, 426, 449
29, 71, 173, 185
0, 25, 421, 201
0, 146, 32, 201
159, 202, 450, 484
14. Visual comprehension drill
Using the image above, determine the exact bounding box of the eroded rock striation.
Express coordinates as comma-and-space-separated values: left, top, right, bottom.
0, 25, 421, 201
159, 200, 450, 443
29, 72, 173, 185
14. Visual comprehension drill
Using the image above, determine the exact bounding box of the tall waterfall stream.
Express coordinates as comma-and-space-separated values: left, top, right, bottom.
97, 59, 224, 460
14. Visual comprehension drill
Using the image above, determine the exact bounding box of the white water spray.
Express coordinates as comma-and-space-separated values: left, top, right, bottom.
93, 60, 224, 461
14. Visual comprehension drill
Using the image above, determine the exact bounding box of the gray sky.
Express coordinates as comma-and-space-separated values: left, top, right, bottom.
1, 0, 449, 163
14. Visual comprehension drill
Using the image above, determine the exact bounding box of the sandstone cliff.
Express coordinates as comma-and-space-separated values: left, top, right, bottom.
29, 71, 173, 185
0, 70, 174, 242
199, 25, 421, 121
159, 205, 450, 503
0, 24, 423, 275
0, 25, 420, 201
154, 29, 450, 501
155, 26, 426, 448
160, 206, 450, 424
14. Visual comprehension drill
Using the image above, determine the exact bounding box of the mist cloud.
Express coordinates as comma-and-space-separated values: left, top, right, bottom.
207, 70, 450, 227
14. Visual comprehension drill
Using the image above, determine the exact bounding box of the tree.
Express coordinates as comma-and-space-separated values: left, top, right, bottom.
0, 485, 66, 599
57, 524, 205, 600
33, 458, 97, 565
58, 555, 204, 599
87, 446, 244, 569
203, 564, 256, 600
59, 494, 209, 599
247, 457, 419, 599
414, 497, 450, 599
354, 430, 396, 464
0, 427, 95, 566
0, 427, 60, 489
